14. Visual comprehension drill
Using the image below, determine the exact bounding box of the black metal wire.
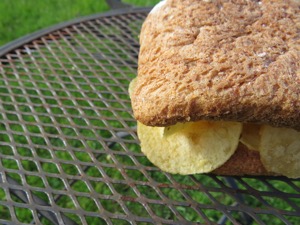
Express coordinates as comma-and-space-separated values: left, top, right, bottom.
218, 178, 254, 225
0, 174, 77, 225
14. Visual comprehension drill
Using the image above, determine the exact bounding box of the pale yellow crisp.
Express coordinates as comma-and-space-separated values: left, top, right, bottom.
137, 121, 242, 175
259, 126, 300, 178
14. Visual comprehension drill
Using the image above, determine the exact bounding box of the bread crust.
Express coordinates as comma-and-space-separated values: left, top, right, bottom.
131, 0, 300, 129
212, 143, 274, 176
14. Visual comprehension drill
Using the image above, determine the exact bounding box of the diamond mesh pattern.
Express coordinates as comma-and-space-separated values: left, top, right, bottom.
0, 8, 299, 225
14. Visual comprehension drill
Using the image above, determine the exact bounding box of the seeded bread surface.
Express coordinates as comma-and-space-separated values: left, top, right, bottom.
131, 0, 300, 129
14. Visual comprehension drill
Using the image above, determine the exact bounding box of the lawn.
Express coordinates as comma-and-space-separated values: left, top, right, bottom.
0, 1, 299, 225
0, 0, 159, 47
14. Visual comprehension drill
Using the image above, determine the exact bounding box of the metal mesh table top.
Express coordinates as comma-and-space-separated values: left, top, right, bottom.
0, 6, 299, 225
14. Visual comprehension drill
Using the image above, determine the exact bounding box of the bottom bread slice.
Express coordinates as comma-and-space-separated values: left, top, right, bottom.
213, 143, 274, 176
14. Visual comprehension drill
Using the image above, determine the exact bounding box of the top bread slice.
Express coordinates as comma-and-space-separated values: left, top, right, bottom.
131, 0, 300, 129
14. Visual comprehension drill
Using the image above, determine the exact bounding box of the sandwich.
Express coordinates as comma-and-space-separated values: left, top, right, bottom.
129, 0, 300, 178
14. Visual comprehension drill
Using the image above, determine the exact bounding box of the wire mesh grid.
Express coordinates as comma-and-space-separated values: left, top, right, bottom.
0, 8, 299, 225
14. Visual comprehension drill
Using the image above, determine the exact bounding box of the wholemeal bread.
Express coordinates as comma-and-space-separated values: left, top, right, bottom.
131, 0, 300, 129
213, 143, 272, 176
130, 0, 300, 177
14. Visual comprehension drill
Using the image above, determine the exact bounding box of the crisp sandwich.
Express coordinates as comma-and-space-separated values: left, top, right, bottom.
129, 0, 300, 178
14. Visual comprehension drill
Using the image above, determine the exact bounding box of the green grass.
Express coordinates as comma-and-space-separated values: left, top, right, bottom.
0, 1, 299, 225
0, 0, 159, 47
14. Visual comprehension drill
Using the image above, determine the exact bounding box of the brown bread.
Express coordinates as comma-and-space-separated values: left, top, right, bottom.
131, 0, 300, 129
213, 143, 273, 176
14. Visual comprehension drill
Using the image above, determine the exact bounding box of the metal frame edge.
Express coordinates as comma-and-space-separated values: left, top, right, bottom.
0, 7, 150, 58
